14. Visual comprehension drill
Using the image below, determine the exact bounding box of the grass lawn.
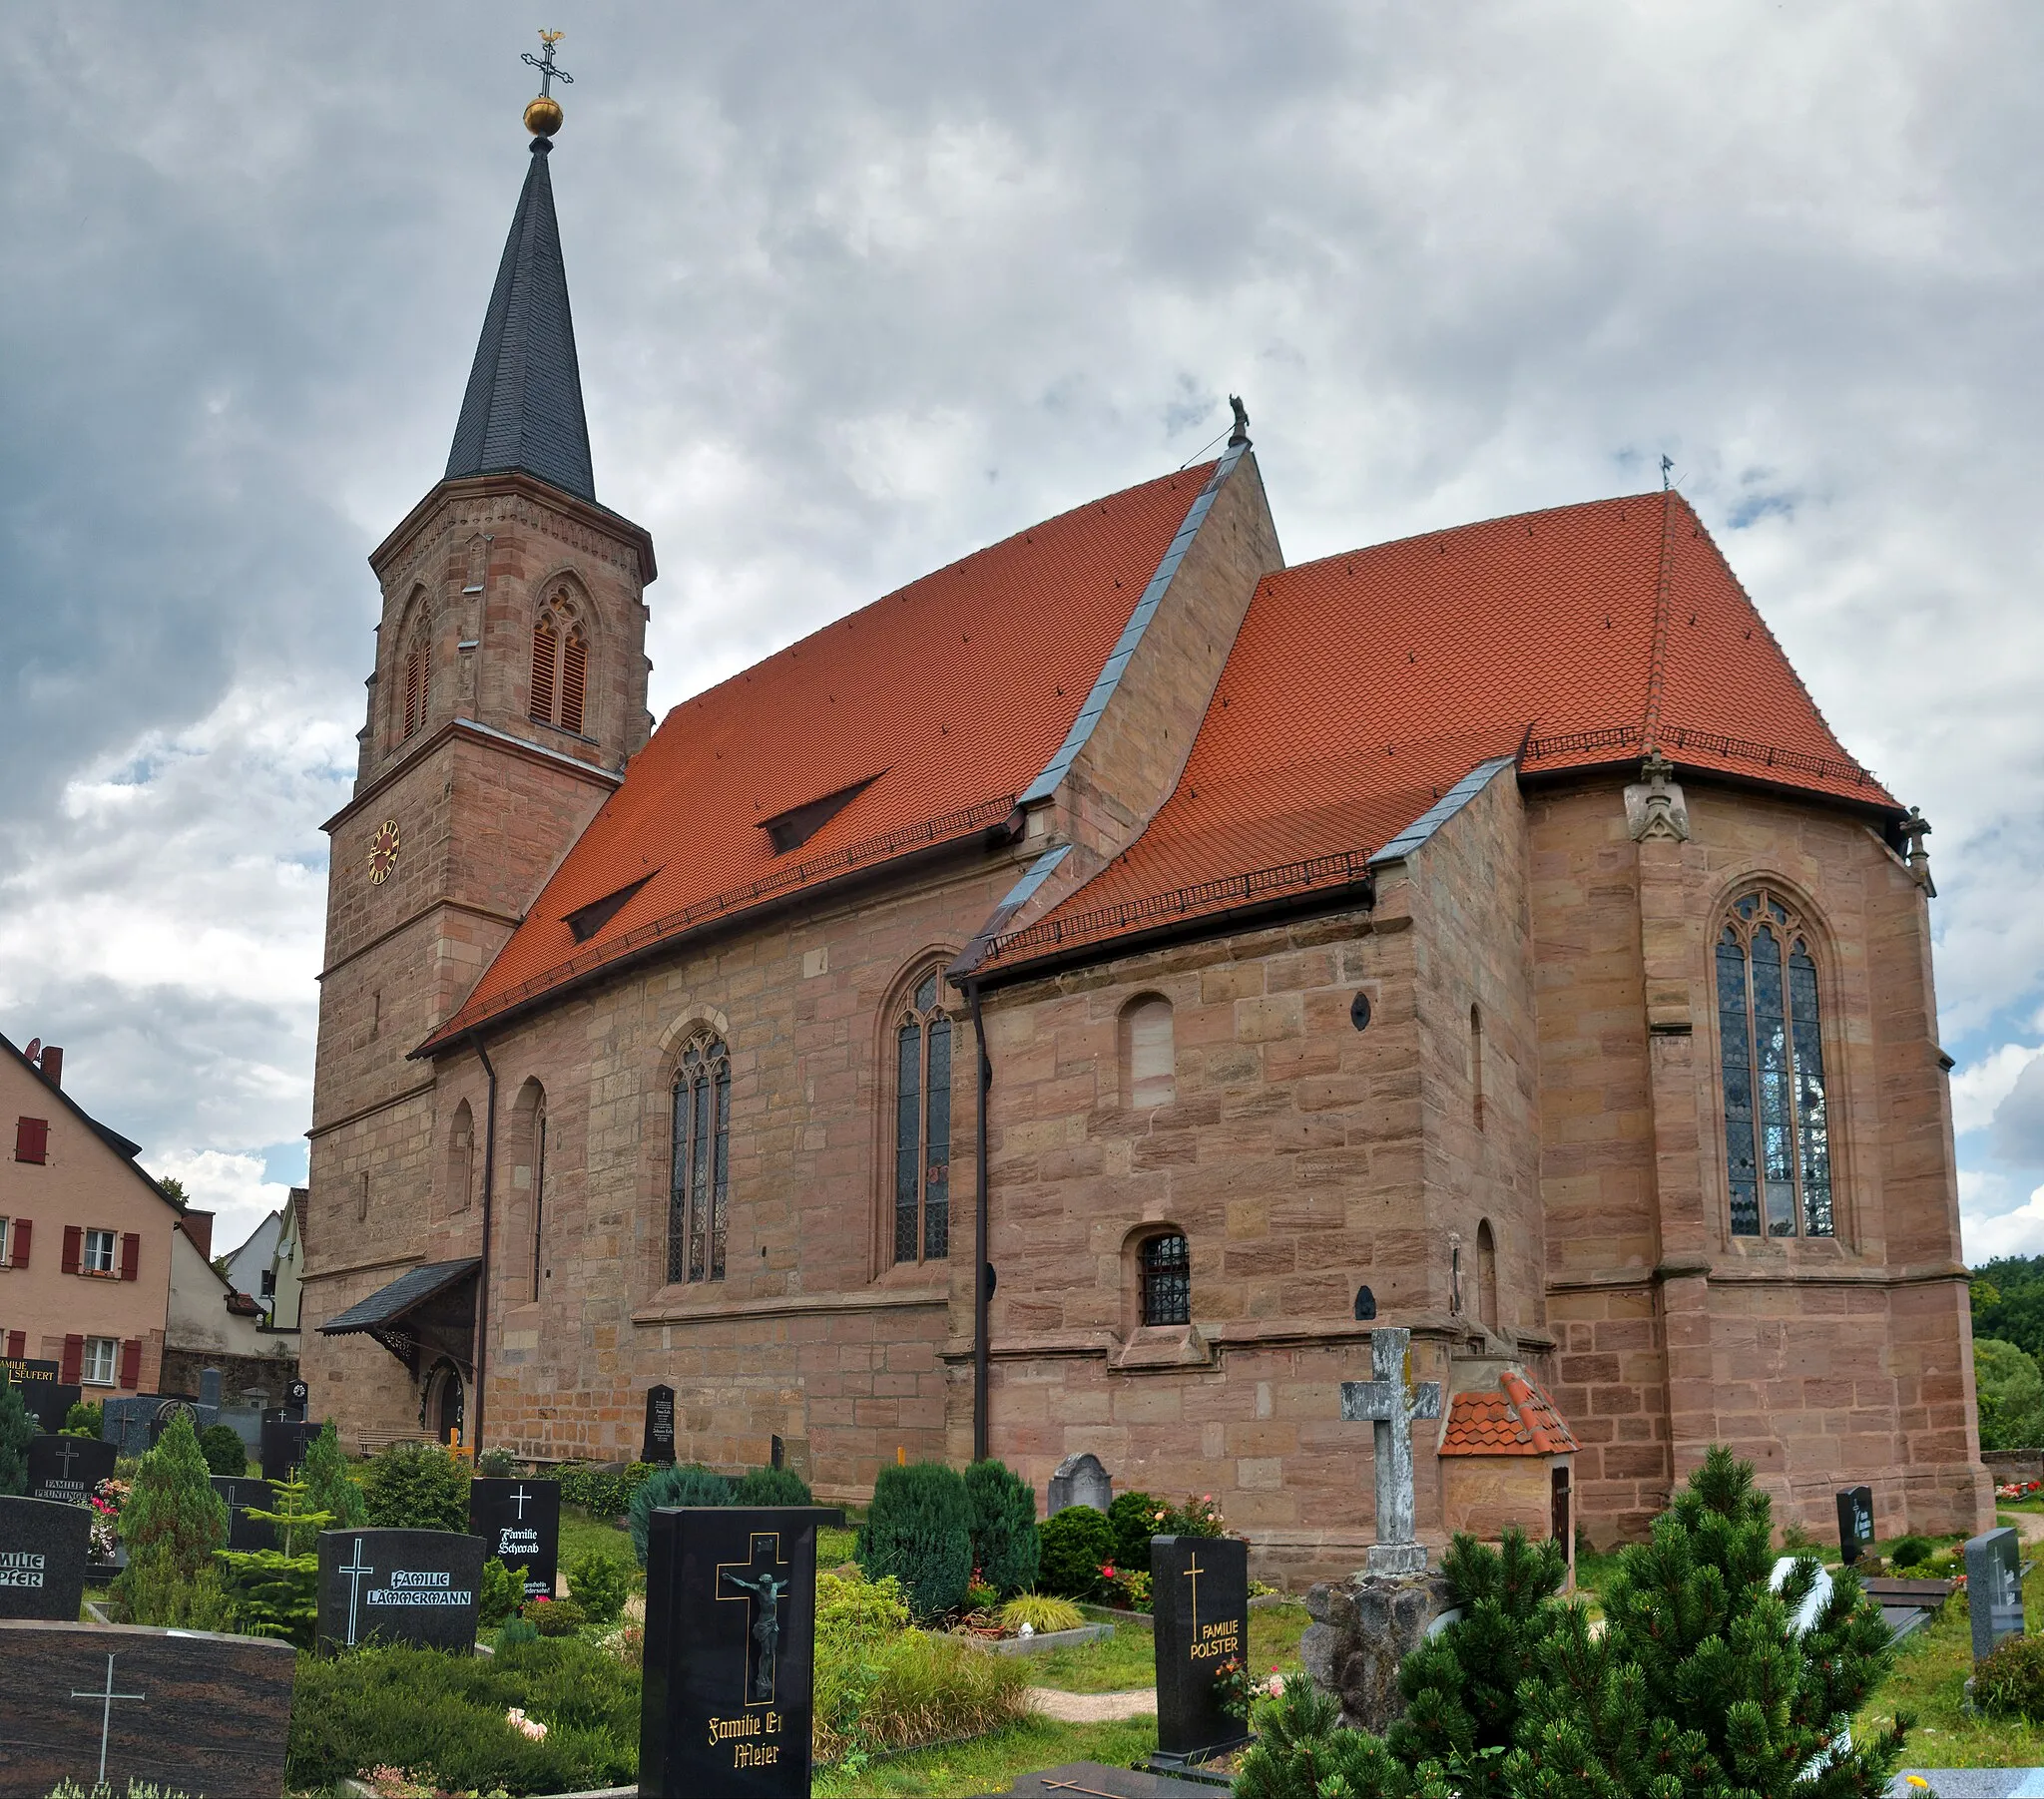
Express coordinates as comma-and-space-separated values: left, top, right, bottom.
558, 1506, 641, 1581
812, 1715, 1158, 1798
1024, 1602, 1311, 1693
819, 1524, 858, 1567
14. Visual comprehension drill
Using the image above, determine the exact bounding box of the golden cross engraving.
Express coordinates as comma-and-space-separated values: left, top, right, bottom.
1183, 1550, 1205, 1635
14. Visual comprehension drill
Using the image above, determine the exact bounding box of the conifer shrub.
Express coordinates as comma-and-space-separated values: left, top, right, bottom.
732, 1464, 815, 1507
362, 1439, 468, 1531
1887, 1534, 1934, 1570
964, 1458, 1040, 1597
216, 1466, 333, 1644
198, 1423, 248, 1477
114, 1415, 231, 1627
1036, 1505, 1116, 1600
63, 1400, 105, 1438
0, 1378, 31, 1496
301, 1421, 367, 1528
855, 1461, 973, 1620
479, 1557, 522, 1628
565, 1549, 632, 1623
1108, 1489, 1164, 1570
627, 1462, 732, 1566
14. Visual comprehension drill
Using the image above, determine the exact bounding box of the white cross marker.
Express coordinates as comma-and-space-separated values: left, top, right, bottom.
339, 1538, 376, 1646
53, 1439, 80, 1481
509, 1485, 532, 1520
71, 1653, 146, 1785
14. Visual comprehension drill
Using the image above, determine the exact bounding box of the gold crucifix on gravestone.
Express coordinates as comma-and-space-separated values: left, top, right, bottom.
718, 1533, 789, 1705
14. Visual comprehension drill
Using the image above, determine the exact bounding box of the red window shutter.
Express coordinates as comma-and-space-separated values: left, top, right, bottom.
59, 1335, 82, 1382
560, 630, 588, 734
9, 1218, 27, 1268
118, 1339, 142, 1389
14, 1117, 47, 1164
120, 1232, 141, 1281
4, 1330, 22, 1359
61, 1225, 81, 1275
530, 617, 558, 724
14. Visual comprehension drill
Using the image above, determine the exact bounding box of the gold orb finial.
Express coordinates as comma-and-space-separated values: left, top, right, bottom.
524, 94, 564, 137
520, 29, 571, 139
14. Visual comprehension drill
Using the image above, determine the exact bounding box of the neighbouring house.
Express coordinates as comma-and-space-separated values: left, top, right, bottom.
221, 1188, 306, 1329
222, 1207, 284, 1312
162, 1210, 299, 1403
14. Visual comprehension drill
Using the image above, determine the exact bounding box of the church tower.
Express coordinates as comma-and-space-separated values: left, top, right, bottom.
301, 65, 655, 1436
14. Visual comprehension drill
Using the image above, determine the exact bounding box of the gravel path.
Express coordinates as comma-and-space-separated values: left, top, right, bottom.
1027, 1685, 1158, 1722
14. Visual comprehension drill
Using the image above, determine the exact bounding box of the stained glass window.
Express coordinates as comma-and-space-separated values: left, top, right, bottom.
894, 969, 952, 1264
1715, 890, 1833, 1238
669, 1036, 730, 1283
1141, 1233, 1192, 1326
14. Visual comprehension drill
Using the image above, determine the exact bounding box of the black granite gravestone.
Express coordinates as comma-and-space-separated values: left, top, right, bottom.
0, 1495, 91, 1621
1048, 1451, 1112, 1516
640, 1506, 817, 1797
259, 1415, 320, 1482
0, 1356, 58, 1387
1966, 1526, 2026, 1662
469, 1478, 560, 1601
643, 1384, 677, 1464
212, 1477, 279, 1554
315, 1529, 486, 1653
285, 1380, 309, 1420
1835, 1485, 1874, 1566
968, 1764, 1225, 1798
12, 1379, 78, 1435
0, 1616, 295, 1797
26, 1434, 117, 1508
1149, 1534, 1251, 1767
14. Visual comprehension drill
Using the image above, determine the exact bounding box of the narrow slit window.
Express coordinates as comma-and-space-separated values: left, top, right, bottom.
530, 613, 559, 724
1123, 996, 1175, 1109
669, 1036, 730, 1283
401, 629, 429, 739
893, 968, 952, 1264
530, 592, 586, 734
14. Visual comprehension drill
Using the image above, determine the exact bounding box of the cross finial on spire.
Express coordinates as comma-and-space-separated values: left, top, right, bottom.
521, 30, 572, 138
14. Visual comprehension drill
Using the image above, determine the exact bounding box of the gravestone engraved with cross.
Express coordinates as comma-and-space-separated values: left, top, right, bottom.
469, 1476, 561, 1601
27, 1432, 117, 1508
1150, 1533, 1251, 1767
315, 1529, 485, 1653
1339, 1327, 1443, 1575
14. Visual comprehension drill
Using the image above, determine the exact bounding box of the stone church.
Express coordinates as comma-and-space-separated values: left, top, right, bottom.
300, 102, 1988, 1576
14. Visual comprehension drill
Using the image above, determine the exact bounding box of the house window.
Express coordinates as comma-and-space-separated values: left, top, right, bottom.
260, 1267, 276, 1298
893, 969, 952, 1264
530, 593, 588, 734
83, 1337, 117, 1386
0, 1217, 8, 1264
1717, 888, 1833, 1238
1141, 1233, 1191, 1326
84, 1228, 117, 1274
14, 1117, 47, 1163
1121, 995, 1175, 1109
669, 1036, 731, 1283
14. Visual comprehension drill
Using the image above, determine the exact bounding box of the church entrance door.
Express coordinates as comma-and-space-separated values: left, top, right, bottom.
427, 1361, 466, 1446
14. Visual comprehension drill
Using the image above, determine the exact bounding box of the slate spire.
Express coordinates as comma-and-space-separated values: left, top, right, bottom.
445, 133, 596, 502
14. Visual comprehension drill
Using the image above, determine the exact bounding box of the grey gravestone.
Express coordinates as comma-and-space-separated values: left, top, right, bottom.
0, 1496, 91, 1621
99, 1397, 158, 1459
198, 1368, 223, 1425
640, 1505, 817, 1797
1047, 1452, 1112, 1516
316, 1529, 486, 1653
1835, 1486, 1874, 1565
27, 1434, 116, 1508
260, 1414, 320, 1482
643, 1384, 677, 1464
0, 1617, 294, 1798
1966, 1527, 2025, 1663
1339, 1326, 1443, 1574
1150, 1534, 1251, 1767
469, 1478, 560, 1601
213, 1478, 278, 1554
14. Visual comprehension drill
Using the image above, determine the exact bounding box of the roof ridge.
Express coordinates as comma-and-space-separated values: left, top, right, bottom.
1276, 490, 1665, 577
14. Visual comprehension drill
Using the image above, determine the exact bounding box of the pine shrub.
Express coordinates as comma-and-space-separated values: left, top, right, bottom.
198, 1423, 248, 1477
115, 1415, 229, 1626
0, 1378, 31, 1496
301, 1421, 367, 1528
1036, 1505, 1115, 1600
216, 1467, 333, 1645
362, 1439, 469, 1531
628, 1461, 732, 1566
856, 1461, 973, 1620
964, 1458, 1040, 1597
732, 1464, 815, 1507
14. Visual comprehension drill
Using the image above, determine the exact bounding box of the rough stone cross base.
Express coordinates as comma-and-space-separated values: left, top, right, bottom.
1365, 1541, 1428, 1575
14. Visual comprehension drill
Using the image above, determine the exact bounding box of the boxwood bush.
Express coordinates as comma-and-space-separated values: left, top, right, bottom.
362, 1441, 470, 1532
1037, 1506, 1115, 1600
856, 1461, 973, 1620
559, 1461, 654, 1519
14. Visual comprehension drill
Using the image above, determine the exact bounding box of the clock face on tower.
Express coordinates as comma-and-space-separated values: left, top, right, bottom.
367, 819, 401, 885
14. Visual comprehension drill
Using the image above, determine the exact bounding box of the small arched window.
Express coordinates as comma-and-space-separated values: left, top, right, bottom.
446, 1099, 475, 1217
530, 592, 589, 734
1121, 995, 1175, 1109
400, 623, 430, 740
894, 969, 952, 1264
1717, 888, 1832, 1238
670, 1035, 731, 1283
1140, 1232, 1191, 1326
1476, 1218, 1498, 1328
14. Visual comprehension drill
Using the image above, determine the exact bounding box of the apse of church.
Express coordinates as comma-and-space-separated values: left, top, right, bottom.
298, 79, 1987, 1575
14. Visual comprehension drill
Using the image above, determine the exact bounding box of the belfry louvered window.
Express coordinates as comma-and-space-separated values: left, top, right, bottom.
400, 627, 429, 740
669, 1035, 730, 1283
530, 592, 588, 733
1716, 889, 1833, 1238
894, 969, 952, 1264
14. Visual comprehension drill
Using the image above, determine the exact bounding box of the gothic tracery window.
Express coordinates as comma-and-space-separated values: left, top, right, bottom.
669, 1035, 730, 1283
530, 592, 588, 734
1716, 888, 1833, 1238
893, 969, 952, 1264
400, 621, 430, 740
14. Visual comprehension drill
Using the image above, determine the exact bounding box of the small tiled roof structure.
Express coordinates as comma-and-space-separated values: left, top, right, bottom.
1438, 1370, 1581, 1458
977, 489, 1893, 974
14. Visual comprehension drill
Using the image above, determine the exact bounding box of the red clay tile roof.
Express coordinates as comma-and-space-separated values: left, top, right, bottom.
422, 464, 1217, 1049
980, 491, 1892, 971
1439, 1370, 1580, 1457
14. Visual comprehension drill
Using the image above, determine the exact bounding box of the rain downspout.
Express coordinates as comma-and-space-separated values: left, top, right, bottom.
966, 977, 992, 1462
469, 1034, 499, 1455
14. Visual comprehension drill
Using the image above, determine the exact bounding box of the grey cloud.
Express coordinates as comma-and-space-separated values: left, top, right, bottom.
1993, 1059, 2044, 1170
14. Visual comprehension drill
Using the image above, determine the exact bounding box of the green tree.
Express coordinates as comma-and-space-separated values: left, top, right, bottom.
116, 1414, 232, 1627
1976, 1337, 2044, 1451
963, 1458, 1040, 1598
628, 1462, 732, 1567
362, 1439, 470, 1531
217, 1467, 334, 1645
0, 1378, 33, 1496
301, 1420, 366, 1528
855, 1461, 973, 1619
155, 1174, 188, 1204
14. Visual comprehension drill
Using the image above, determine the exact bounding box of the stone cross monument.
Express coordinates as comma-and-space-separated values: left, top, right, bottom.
1340, 1326, 1443, 1574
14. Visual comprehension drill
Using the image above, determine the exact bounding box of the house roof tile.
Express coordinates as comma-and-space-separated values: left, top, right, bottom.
1439, 1370, 1581, 1457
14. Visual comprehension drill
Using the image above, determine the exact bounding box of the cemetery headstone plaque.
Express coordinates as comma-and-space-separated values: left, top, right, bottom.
1150, 1534, 1251, 1766
1048, 1451, 1113, 1516
0, 1356, 59, 1385
640, 1505, 817, 1797
469, 1477, 560, 1601
198, 1367, 224, 1426
316, 1529, 486, 1653
212, 1477, 278, 1554
285, 1379, 309, 1420
1966, 1527, 2026, 1663
0, 1496, 91, 1621
0, 1617, 294, 1798
259, 1414, 320, 1482
1835, 1486, 1874, 1566
27, 1434, 117, 1508
643, 1383, 677, 1464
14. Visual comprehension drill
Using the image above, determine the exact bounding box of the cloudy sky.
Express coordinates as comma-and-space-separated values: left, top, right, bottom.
2, 2, 2040, 1259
